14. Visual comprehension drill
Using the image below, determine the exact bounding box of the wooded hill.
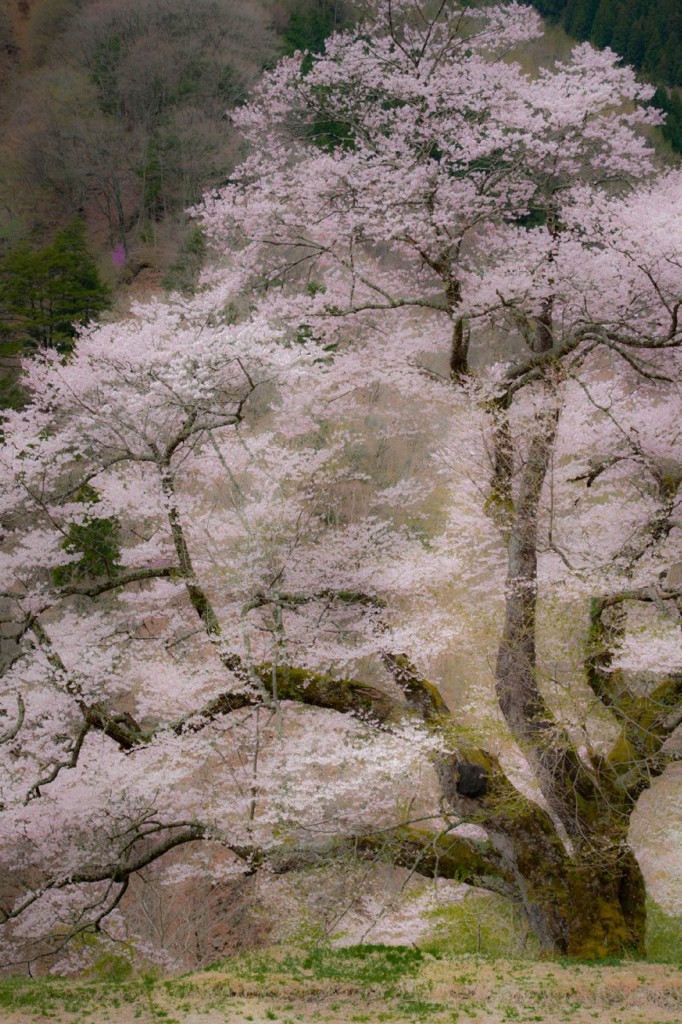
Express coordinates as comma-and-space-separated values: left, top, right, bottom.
0, 0, 346, 406
528, 0, 682, 149
0, 0, 340, 268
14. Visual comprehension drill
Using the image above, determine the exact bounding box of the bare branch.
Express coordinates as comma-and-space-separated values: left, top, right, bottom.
59, 566, 182, 598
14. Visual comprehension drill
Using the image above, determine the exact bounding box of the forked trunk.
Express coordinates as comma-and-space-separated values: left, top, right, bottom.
490, 398, 648, 959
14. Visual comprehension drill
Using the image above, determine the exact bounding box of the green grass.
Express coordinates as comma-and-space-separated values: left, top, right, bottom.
0, 970, 167, 1019
296, 944, 424, 985
420, 891, 541, 960
0, 977, 106, 1016
396, 995, 448, 1017
645, 899, 682, 964
206, 943, 424, 990
0, 912, 681, 1023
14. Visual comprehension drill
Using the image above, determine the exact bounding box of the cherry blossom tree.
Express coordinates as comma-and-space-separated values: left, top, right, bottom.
1, 0, 681, 966
0, 273, 450, 970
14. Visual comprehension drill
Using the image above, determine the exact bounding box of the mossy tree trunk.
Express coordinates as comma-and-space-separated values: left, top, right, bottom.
474, 363, 678, 958
500, 831, 647, 958
562, 852, 647, 958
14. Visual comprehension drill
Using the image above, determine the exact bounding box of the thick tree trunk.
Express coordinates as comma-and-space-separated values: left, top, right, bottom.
521, 871, 645, 958
534, 852, 647, 958
572, 853, 646, 957
482, 800, 646, 957
488, 393, 648, 958
489, 810, 647, 956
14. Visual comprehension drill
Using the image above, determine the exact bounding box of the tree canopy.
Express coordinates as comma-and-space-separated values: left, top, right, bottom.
0, 0, 680, 970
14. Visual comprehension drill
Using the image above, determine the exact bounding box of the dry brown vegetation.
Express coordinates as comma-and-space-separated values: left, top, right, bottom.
1, 948, 682, 1024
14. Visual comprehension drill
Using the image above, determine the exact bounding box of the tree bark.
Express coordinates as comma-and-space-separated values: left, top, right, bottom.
487, 392, 649, 957
541, 852, 646, 958
450, 315, 470, 379
508, 856, 646, 958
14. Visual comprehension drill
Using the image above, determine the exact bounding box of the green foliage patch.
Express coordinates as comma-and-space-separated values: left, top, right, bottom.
421, 891, 541, 960
645, 899, 682, 964
205, 943, 424, 994
52, 486, 122, 587
0, 219, 111, 354
296, 944, 424, 985
282, 0, 343, 58
652, 87, 682, 154
162, 225, 208, 295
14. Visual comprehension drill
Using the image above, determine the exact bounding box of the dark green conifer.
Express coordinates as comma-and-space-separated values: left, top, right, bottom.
0, 218, 111, 351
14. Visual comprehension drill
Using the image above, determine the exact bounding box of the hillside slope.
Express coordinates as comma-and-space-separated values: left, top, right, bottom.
528, 0, 682, 149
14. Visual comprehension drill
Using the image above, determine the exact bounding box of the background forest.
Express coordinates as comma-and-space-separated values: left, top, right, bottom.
0, 0, 347, 405
531, 0, 682, 84
527, 0, 682, 150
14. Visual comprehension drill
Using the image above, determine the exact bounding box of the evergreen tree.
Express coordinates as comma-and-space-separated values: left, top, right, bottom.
563, 0, 599, 39
607, 0, 637, 56
660, 35, 682, 87
523, 0, 568, 18
653, 87, 682, 152
640, 19, 663, 80
624, 17, 647, 69
0, 219, 111, 351
590, 0, 618, 48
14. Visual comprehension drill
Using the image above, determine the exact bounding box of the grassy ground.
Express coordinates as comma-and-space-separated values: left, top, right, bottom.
1, 945, 681, 1024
